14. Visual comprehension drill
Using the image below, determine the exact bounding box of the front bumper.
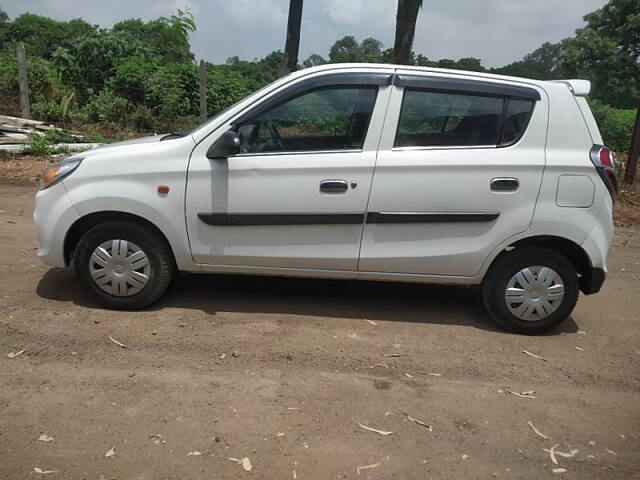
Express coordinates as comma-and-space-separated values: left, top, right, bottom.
33, 182, 80, 268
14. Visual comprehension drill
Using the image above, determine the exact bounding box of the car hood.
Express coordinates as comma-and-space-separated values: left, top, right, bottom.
98, 134, 165, 148
76, 134, 192, 160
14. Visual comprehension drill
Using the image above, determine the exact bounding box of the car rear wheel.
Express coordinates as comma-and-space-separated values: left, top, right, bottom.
73, 220, 174, 310
482, 247, 579, 334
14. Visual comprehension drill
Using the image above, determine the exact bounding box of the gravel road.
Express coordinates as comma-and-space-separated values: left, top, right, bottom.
1, 184, 639, 479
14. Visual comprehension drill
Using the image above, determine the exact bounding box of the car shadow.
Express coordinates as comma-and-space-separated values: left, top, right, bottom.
36, 268, 578, 335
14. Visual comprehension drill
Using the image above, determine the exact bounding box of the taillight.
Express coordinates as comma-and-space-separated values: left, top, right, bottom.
590, 145, 617, 201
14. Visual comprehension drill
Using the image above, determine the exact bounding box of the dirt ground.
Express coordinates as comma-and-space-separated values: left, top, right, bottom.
1, 182, 639, 480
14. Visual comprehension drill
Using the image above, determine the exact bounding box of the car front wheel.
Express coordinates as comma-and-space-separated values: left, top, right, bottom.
482, 247, 579, 334
73, 220, 174, 310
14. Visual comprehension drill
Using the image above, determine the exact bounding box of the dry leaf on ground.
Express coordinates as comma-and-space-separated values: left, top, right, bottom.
522, 350, 547, 361
403, 413, 433, 431
555, 448, 578, 458
507, 390, 537, 399
356, 462, 381, 475
358, 422, 393, 436
229, 457, 252, 471
527, 421, 549, 440
544, 444, 560, 464
108, 336, 126, 348
105, 446, 115, 458
33, 467, 57, 474
369, 362, 390, 369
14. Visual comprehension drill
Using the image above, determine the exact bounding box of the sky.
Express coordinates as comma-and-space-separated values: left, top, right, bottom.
2, 0, 609, 67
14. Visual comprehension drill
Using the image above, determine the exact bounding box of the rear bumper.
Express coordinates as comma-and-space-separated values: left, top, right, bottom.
580, 267, 605, 295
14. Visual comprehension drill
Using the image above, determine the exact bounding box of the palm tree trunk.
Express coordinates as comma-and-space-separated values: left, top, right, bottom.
393, 0, 423, 65
280, 0, 304, 76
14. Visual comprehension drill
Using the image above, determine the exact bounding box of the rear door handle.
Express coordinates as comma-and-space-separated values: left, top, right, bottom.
320, 179, 349, 194
491, 177, 519, 192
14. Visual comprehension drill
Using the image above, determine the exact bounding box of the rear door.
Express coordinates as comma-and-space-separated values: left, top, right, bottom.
358, 72, 547, 276
185, 70, 393, 270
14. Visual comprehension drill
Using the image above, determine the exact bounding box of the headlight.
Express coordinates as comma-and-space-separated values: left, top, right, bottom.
40, 158, 83, 190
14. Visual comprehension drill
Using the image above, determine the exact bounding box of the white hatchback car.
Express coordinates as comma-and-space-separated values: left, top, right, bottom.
34, 63, 616, 334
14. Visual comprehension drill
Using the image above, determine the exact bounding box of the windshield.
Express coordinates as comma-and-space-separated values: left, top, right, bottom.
188, 75, 290, 137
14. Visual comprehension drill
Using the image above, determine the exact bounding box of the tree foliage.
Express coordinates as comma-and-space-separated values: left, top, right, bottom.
562, 0, 639, 108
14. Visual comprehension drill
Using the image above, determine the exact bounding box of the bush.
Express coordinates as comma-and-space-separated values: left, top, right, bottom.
589, 100, 636, 153
83, 88, 131, 123
27, 133, 54, 155
31, 98, 62, 122
145, 62, 198, 122
206, 67, 261, 116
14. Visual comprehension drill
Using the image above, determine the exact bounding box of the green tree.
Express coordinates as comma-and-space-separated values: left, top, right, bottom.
52, 31, 145, 96
302, 54, 326, 68
360, 37, 383, 63
493, 42, 566, 79
206, 66, 259, 114
113, 13, 195, 63
562, 0, 639, 108
329, 36, 361, 63
6, 14, 95, 58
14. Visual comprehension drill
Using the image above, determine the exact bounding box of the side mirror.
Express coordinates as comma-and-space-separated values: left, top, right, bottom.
206, 130, 241, 159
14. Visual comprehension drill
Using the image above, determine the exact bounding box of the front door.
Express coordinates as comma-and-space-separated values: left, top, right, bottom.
186, 72, 392, 270
359, 72, 547, 277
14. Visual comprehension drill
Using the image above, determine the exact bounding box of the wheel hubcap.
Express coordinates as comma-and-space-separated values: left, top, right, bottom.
89, 240, 151, 297
505, 266, 565, 321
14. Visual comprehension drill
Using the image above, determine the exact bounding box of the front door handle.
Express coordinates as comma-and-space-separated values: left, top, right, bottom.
320, 179, 349, 194
491, 177, 519, 192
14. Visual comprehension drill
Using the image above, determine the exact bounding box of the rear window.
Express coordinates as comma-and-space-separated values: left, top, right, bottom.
394, 88, 535, 148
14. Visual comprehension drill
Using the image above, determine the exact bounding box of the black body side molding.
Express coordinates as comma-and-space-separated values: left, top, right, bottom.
198, 213, 364, 226
198, 212, 499, 226
366, 212, 500, 223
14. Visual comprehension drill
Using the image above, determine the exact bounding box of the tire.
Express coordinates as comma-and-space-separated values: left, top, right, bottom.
73, 220, 174, 310
482, 247, 578, 335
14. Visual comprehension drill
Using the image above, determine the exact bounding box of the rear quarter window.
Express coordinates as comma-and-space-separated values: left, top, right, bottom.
500, 99, 535, 146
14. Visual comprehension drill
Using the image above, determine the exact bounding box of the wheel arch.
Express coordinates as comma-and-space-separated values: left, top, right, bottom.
485, 235, 594, 293
64, 211, 176, 267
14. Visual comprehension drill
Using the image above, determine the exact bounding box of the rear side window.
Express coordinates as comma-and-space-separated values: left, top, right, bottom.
395, 90, 503, 147
394, 88, 535, 148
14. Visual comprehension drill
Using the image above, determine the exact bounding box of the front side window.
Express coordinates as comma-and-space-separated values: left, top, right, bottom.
236, 86, 377, 154
395, 89, 504, 148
